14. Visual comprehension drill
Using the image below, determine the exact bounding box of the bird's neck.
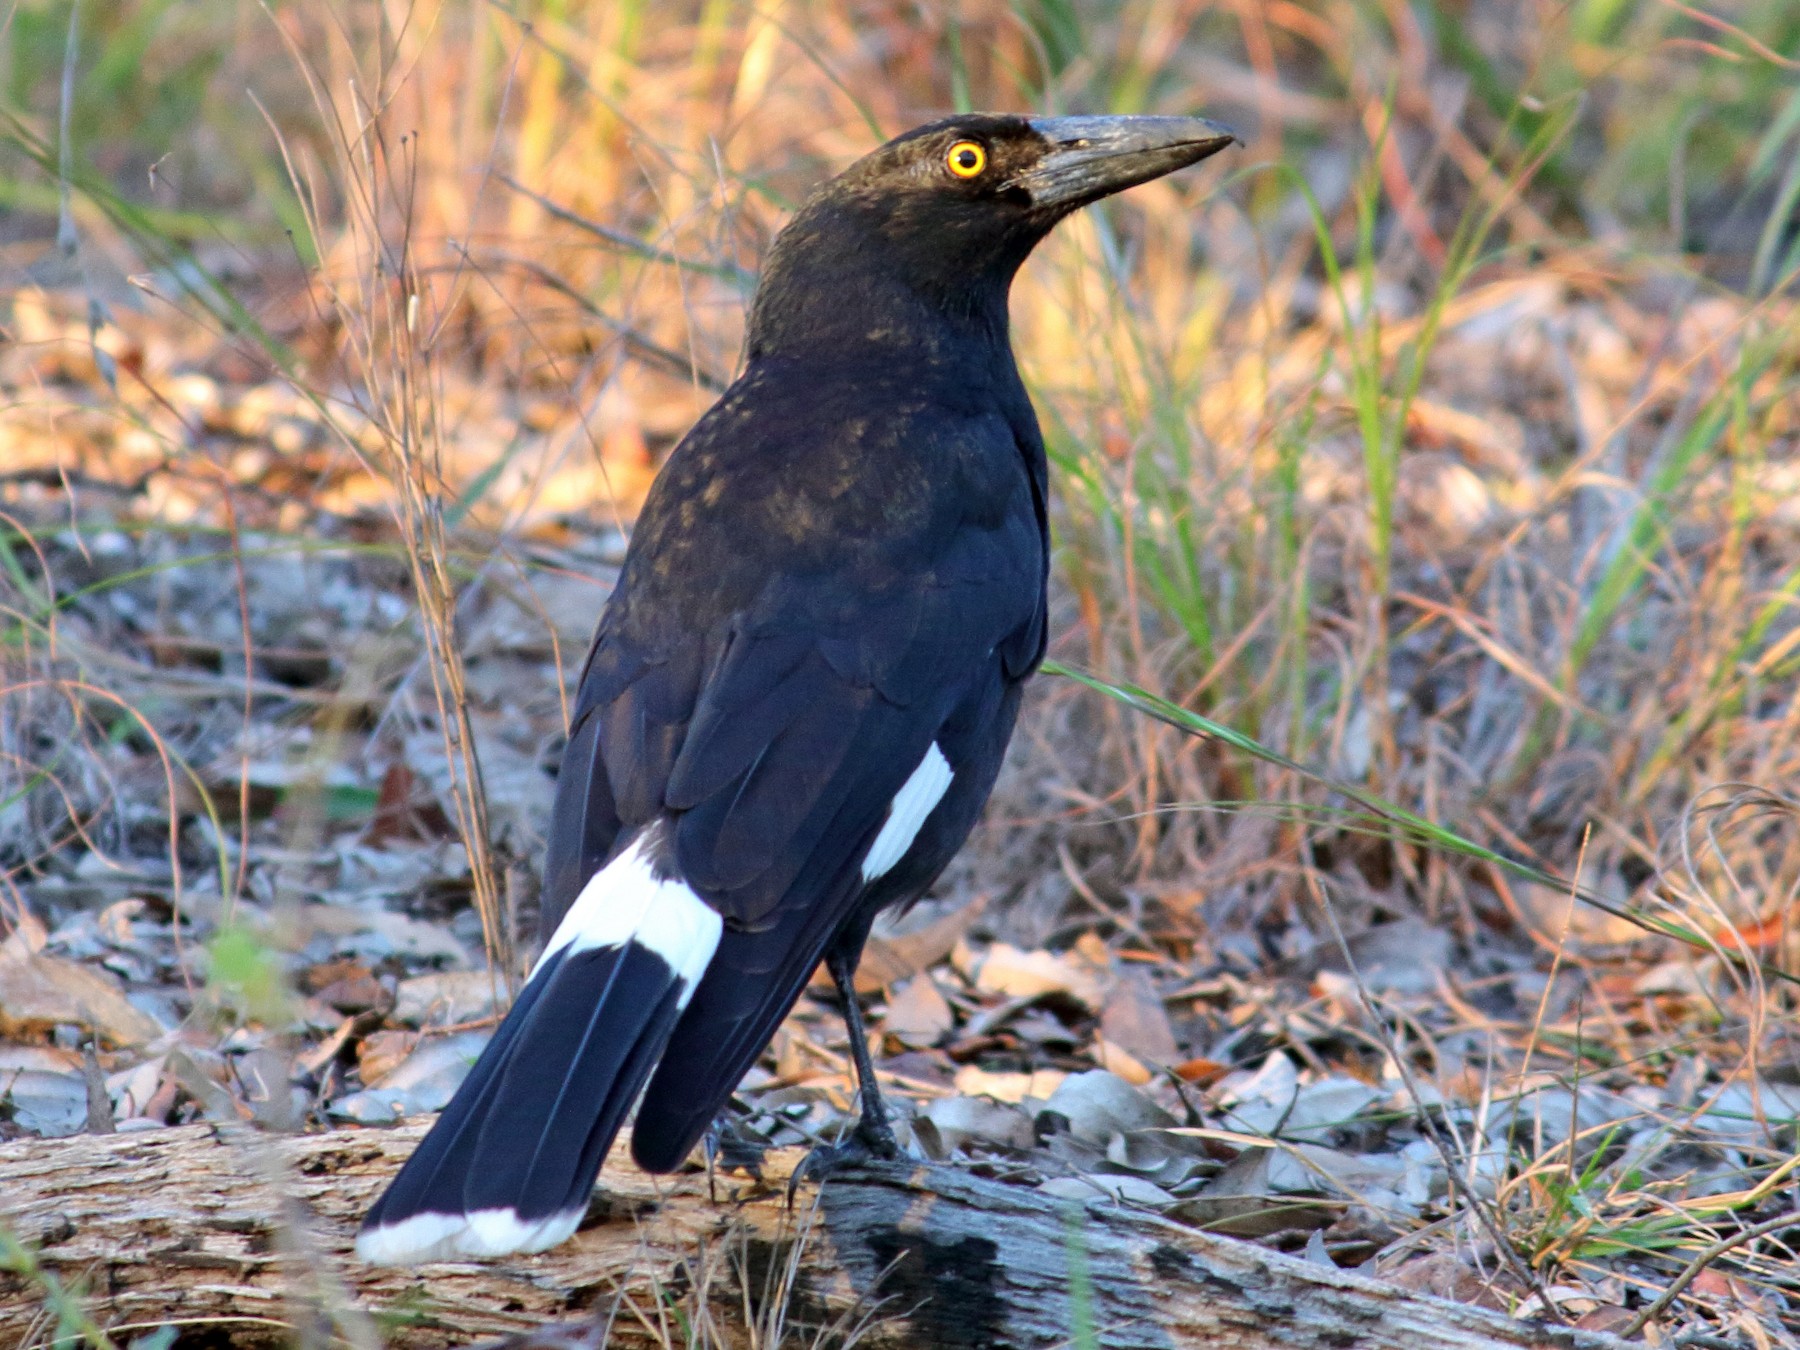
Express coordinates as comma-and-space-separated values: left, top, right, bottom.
745, 202, 1024, 376
748, 264, 1015, 370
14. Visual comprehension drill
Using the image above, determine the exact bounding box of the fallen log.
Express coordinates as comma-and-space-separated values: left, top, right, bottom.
2, 1123, 1620, 1350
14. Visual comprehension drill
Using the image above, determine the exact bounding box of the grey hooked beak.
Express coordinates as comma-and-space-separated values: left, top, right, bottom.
1014, 114, 1237, 211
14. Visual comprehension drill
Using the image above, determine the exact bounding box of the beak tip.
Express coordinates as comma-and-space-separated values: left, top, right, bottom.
1195, 118, 1241, 149
1019, 113, 1241, 208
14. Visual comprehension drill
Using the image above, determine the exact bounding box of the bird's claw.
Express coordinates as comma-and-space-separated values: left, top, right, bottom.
704, 1111, 772, 1201
785, 1116, 902, 1206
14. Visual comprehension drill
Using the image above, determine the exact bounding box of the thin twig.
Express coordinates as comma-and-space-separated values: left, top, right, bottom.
1620, 1208, 1800, 1338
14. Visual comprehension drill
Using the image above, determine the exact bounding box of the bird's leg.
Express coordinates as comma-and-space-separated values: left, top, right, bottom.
788, 948, 902, 1202
827, 946, 899, 1160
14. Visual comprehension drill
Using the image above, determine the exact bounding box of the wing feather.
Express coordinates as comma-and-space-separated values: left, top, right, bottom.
535, 403, 1047, 1168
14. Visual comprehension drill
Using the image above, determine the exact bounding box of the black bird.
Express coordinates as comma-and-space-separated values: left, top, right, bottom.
357, 111, 1235, 1264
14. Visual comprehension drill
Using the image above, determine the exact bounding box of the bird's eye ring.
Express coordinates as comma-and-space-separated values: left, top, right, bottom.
946, 140, 987, 179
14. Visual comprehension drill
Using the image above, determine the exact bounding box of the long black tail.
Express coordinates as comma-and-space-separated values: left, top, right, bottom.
356, 828, 720, 1264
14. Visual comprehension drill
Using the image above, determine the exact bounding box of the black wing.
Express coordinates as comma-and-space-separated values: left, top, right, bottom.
540, 383, 1046, 1166
543, 371, 1046, 931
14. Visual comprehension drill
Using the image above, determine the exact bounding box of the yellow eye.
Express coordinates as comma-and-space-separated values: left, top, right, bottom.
946, 140, 987, 179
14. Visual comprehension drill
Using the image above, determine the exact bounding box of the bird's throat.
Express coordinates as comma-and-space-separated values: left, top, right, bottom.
745, 196, 1026, 367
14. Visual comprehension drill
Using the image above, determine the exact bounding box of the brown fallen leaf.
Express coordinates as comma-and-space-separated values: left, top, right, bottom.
304, 957, 371, 993
358, 1029, 422, 1085
1175, 1149, 1339, 1238
1092, 1037, 1154, 1085
307, 958, 388, 1014
1572, 1308, 1635, 1335
0, 906, 47, 959
364, 760, 455, 844
105, 1055, 165, 1122
294, 904, 472, 966
295, 1016, 360, 1079
849, 897, 985, 993
882, 974, 953, 1047
1385, 1252, 1511, 1310
951, 1065, 1066, 1104
0, 1064, 88, 1137
95, 899, 145, 947
1041, 1070, 1176, 1145
920, 1094, 1035, 1154
973, 943, 1106, 1009
0, 954, 163, 1047
1098, 966, 1179, 1065
1324, 917, 1453, 996
393, 970, 504, 1027
1173, 1057, 1230, 1087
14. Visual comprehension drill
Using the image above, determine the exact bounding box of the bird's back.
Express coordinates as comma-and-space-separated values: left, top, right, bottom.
542, 340, 1049, 942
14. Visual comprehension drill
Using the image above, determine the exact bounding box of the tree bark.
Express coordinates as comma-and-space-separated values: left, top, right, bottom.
2, 1123, 1622, 1350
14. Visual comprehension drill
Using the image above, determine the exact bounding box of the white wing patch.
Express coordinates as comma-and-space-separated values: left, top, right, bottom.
534, 826, 722, 1003
862, 743, 954, 882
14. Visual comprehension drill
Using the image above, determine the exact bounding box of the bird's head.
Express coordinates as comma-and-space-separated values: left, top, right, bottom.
747, 113, 1237, 360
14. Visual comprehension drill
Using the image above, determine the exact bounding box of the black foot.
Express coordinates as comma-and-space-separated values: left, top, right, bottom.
704, 1109, 773, 1200
787, 1113, 903, 1204
707, 1107, 773, 1175
849, 1109, 902, 1161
